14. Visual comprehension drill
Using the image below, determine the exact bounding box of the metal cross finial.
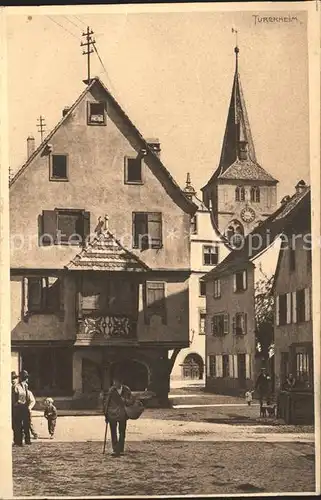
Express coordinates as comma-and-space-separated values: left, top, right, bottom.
104, 214, 109, 231
186, 172, 191, 187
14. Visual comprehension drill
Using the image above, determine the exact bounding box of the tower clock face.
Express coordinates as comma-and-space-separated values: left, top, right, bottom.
241, 207, 256, 223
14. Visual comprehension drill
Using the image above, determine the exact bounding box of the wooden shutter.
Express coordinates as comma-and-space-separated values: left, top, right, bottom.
41, 210, 57, 245
245, 354, 251, 379
244, 313, 248, 334
286, 293, 292, 324
292, 292, 297, 323
223, 313, 229, 335
232, 315, 236, 335
206, 357, 211, 377
229, 355, 234, 378
148, 213, 162, 248
305, 288, 311, 321
233, 274, 237, 292
21, 277, 29, 320
83, 211, 90, 243
27, 277, 43, 312
233, 355, 238, 379
275, 296, 280, 326
242, 270, 247, 290
215, 355, 222, 377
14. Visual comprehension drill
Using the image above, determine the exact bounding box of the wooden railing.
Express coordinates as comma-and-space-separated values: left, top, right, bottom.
77, 314, 137, 341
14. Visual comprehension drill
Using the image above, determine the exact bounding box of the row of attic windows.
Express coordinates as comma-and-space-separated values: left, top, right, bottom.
49, 101, 143, 183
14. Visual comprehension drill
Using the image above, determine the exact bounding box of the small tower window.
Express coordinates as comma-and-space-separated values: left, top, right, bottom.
191, 215, 197, 235
235, 186, 245, 202
250, 186, 260, 203
226, 220, 244, 247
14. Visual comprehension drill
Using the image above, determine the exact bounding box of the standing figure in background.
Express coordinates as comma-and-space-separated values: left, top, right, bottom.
104, 374, 133, 457
44, 398, 58, 439
255, 367, 271, 406
26, 383, 38, 439
245, 389, 253, 406
11, 371, 19, 445
285, 373, 296, 390
13, 370, 32, 446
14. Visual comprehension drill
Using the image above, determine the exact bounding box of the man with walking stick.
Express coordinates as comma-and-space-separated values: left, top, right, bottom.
102, 373, 133, 458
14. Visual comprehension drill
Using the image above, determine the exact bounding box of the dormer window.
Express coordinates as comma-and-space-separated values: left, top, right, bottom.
87, 102, 106, 125
125, 157, 142, 184
50, 154, 68, 181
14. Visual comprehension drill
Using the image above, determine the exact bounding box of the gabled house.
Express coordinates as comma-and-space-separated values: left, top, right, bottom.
203, 181, 311, 396
10, 76, 198, 408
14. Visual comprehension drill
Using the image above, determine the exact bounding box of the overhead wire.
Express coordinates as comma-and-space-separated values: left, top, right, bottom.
47, 16, 81, 41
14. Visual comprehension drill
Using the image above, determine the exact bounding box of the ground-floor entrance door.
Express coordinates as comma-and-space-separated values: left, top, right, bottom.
237, 353, 246, 389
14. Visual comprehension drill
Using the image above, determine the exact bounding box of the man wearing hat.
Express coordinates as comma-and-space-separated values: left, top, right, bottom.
11, 371, 19, 445
12, 370, 32, 445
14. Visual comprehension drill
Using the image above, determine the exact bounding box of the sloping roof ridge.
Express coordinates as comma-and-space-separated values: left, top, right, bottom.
10, 81, 96, 187
91, 78, 198, 215
10, 76, 197, 215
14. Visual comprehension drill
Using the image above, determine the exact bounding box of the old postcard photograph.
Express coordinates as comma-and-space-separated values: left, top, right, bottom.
0, 1, 320, 498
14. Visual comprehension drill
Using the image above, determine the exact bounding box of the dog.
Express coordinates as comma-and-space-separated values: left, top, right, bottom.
260, 404, 276, 418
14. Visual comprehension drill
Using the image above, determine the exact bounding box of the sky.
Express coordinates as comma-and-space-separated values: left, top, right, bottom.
6, 6, 310, 202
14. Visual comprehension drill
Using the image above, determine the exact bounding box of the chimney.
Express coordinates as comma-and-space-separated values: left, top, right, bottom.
146, 138, 161, 157
63, 106, 71, 117
27, 136, 35, 159
295, 180, 307, 194
281, 195, 291, 205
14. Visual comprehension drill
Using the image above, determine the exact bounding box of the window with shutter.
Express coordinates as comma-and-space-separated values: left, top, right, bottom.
208, 355, 216, 377
190, 215, 197, 235
133, 212, 162, 249
234, 270, 247, 292
222, 354, 229, 378
199, 311, 207, 335
233, 313, 247, 335
40, 209, 89, 246
212, 313, 227, 336
233, 355, 238, 379
27, 276, 61, 314
199, 279, 206, 297
144, 282, 166, 324
215, 355, 222, 377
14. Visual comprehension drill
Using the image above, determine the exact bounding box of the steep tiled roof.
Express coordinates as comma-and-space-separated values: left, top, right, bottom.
202, 48, 277, 191
219, 159, 277, 183
10, 77, 197, 216
203, 185, 310, 280
65, 228, 150, 272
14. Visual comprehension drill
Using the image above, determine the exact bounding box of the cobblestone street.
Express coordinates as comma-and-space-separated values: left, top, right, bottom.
12, 390, 316, 496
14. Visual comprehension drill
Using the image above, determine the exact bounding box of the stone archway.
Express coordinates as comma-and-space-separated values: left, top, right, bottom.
111, 359, 149, 391
182, 353, 204, 380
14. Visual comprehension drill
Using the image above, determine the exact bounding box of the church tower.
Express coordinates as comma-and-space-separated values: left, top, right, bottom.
202, 45, 278, 244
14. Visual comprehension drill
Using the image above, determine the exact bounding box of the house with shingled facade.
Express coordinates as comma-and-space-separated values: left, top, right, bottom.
10, 76, 197, 409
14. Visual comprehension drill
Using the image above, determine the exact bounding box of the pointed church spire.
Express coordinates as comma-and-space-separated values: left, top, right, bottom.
218, 44, 257, 175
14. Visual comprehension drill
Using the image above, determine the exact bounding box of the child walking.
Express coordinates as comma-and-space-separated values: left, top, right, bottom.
245, 390, 253, 406
44, 398, 57, 439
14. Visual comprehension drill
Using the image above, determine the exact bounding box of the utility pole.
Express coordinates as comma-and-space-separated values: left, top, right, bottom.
37, 115, 46, 143
81, 26, 96, 84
